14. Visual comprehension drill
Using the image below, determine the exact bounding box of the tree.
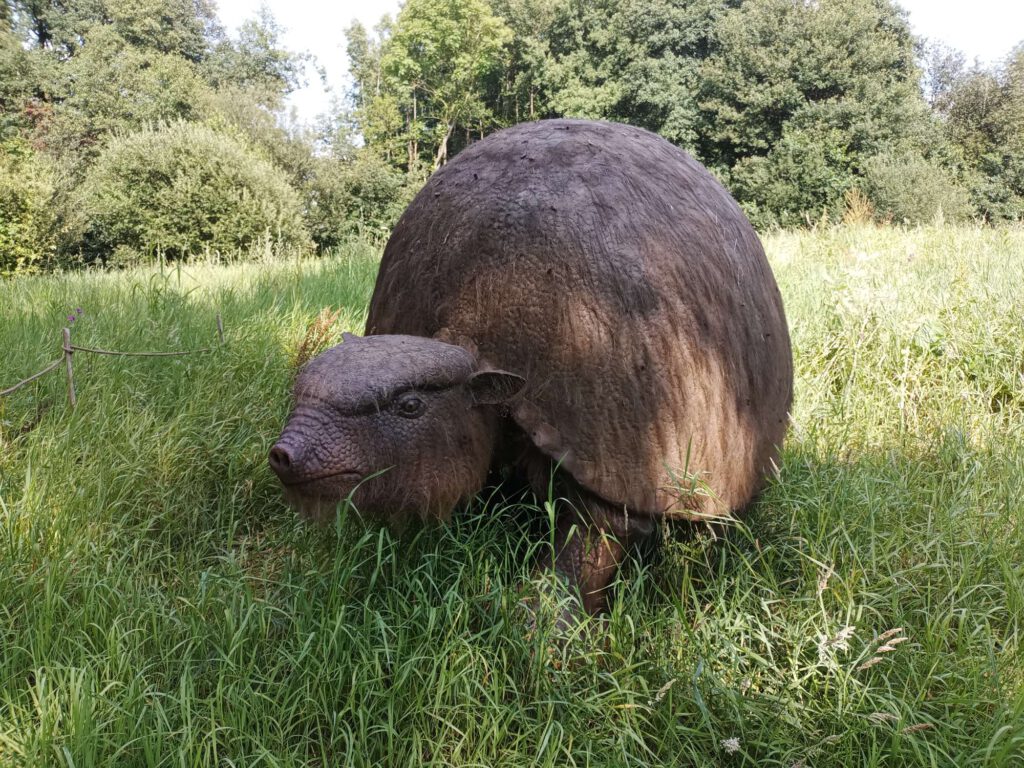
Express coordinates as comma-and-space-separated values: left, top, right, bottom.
349, 0, 953, 228
347, 0, 511, 172
540, 0, 631, 120
105, 0, 219, 62
922, 41, 967, 110
204, 7, 309, 109
385, 0, 511, 168
346, 17, 408, 166
304, 150, 414, 249
538, 0, 734, 149
699, 0, 941, 225
0, 22, 37, 135
939, 44, 1024, 220
40, 24, 211, 160
1, 0, 347, 264
604, 0, 733, 147
484, 0, 559, 123
11, 0, 218, 61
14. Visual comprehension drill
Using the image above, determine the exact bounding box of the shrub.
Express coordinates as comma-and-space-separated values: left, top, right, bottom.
304, 150, 417, 250
730, 121, 855, 229
862, 152, 974, 224
67, 121, 311, 263
0, 137, 57, 276
964, 154, 1024, 222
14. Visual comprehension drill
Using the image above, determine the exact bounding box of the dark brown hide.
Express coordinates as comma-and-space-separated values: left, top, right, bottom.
367, 119, 793, 521
271, 335, 499, 526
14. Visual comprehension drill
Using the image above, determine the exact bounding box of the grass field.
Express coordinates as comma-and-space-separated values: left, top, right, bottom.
1, 225, 1023, 766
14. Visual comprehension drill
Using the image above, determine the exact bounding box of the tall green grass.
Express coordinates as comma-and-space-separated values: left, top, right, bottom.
1, 226, 1022, 766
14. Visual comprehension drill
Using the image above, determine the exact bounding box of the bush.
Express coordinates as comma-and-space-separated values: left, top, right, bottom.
0, 137, 57, 276
304, 150, 417, 250
862, 152, 974, 224
730, 120, 855, 229
964, 153, 1024, 222
67, 121, 311, 263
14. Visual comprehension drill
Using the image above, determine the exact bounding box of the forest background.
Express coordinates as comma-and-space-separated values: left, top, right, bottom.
1, 0, 1023, 276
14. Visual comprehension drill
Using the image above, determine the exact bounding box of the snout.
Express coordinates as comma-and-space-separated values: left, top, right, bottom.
268, 434, 364, 493
268, 442, 299, 482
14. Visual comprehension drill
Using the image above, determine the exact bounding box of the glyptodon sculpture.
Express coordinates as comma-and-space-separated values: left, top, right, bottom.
270, 119, 793, 615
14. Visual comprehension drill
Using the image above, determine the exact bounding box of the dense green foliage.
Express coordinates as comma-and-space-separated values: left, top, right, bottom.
699, 0, 938, 226
932, 44, 1024, 221
67, 121, 310, 263
0, 0, 410, 269
385, 0, 511, 169
1, 227, 1022, 764
861, 152, 973, 224
203, 8, 307, 109
303, 150, 417, 247
0, 136, 55, 274
349, 0, 1023, 228
0, 0, 1022, 274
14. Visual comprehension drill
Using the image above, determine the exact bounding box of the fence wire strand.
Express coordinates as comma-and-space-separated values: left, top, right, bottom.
0, 358, 64, 397
69, 344, 215, 358
1, 315, 223, 400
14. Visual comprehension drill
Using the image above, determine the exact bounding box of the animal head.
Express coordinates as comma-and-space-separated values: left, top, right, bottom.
269, 334, 525, 525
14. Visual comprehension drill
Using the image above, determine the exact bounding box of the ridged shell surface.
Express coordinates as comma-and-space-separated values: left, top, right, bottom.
367, 119, 793, 519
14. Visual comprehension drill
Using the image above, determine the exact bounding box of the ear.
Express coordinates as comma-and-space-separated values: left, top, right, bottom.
468, 369, 526, 405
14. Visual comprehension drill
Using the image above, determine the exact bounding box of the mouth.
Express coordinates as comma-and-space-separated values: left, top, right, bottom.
281, 470, 364, 489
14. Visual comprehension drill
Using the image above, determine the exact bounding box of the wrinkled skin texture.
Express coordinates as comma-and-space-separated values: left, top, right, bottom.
270, 335, 520, 527
273, 119, 793, 615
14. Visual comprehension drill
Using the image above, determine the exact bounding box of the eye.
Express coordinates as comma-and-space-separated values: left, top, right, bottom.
396, 393, 426, 419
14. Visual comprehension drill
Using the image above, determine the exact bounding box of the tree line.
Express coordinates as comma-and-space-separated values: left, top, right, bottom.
350, 0, 1024, 228
2, 0, 1022, 275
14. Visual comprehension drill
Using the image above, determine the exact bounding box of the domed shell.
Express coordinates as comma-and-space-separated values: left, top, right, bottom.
366, 119, 792, 520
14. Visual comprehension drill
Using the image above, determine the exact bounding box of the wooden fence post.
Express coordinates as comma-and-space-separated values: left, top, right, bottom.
216, 313, 224, 345
62, 327, 77, 408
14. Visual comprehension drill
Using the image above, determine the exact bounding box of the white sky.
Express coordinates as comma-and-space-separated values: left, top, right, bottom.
214, 0, 1024, 125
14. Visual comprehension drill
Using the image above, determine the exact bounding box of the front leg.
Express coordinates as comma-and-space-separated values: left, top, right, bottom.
548, 498, 655, 616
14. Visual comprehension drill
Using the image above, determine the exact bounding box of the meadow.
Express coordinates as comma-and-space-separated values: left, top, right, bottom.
0, 225, 1022, 767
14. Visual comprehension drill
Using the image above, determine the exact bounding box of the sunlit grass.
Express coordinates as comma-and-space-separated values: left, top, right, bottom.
1, 226, 1022, 766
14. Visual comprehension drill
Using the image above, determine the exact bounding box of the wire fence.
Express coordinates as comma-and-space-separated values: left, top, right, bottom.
0, 314, 224, 407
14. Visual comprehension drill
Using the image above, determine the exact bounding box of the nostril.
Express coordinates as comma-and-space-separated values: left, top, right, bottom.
268, 445, 293, 474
